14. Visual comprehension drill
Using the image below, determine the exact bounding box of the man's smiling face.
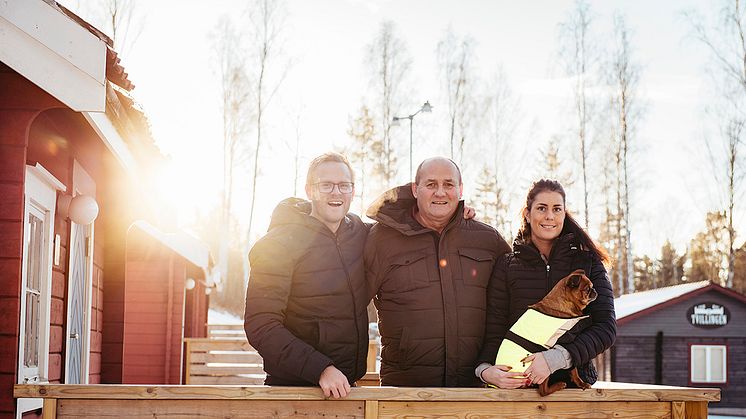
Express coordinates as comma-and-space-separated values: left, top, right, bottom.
306, 161, 354, 233
411, 158, 463, 230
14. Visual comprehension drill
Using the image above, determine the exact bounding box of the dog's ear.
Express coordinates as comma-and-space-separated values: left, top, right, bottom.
568, 274, 582, 289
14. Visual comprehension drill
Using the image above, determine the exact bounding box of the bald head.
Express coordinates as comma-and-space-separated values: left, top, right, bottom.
414, 157, 462, 186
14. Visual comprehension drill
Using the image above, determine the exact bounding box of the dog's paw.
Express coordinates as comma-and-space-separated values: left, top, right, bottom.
579, 382, 591, 390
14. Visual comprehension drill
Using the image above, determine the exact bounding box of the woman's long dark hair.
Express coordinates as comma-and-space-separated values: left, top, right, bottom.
517, 179, 610, 266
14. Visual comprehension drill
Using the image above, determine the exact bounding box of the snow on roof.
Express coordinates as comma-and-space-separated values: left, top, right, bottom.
130, 220, 210, 270
614, 281, 711, 320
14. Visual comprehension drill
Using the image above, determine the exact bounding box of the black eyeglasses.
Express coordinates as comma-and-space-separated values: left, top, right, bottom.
314, 182, 354, 194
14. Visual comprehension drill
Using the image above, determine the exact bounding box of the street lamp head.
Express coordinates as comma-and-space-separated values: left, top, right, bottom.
391, 117, 402, 126
421, 101, 433, 113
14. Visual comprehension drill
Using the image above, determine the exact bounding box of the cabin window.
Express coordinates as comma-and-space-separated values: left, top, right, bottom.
18, 165, 64, 416
690, 345, 726, 383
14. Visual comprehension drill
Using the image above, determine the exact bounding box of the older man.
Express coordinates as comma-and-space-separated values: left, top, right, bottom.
244, 152, 368, 398
365, 157, 511, 387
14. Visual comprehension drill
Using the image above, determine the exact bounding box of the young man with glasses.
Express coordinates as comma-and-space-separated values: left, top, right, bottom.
244, 152, 368, 399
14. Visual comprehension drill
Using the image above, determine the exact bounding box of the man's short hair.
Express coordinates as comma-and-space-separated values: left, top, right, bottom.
306, 152, 355, 186
414, 157, 462, 185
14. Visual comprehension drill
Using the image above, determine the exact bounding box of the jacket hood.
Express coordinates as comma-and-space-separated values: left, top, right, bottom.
267, 197, 313, 231
366, 183, 464, 235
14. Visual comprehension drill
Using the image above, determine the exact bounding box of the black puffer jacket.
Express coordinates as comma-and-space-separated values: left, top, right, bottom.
366, 185, 511, 387
244, 198, 369, 386
478, 233, 616, 384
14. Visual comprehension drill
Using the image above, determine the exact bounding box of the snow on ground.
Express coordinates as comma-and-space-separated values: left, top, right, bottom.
208, 308, 242, 324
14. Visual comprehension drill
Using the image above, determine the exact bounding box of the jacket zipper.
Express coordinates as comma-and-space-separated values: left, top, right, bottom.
541, 254, 551, 294
335, 232, 361, 378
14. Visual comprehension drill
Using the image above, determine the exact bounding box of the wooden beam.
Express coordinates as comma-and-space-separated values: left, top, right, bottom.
672, 401, 685, 419
184, 340, 191, 385
365, 400, 378, 419
42, 398, 57, 419
55, 399, 364, 418
684, 401, 707, 419
14, 383, 721, 402
378, 401, 673, 418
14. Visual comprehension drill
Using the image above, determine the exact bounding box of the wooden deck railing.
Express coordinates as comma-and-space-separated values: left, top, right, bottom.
184, 331, 381, 385
206, 323, 245, 339
183, 337, 265, 384
15, 382, 719, 418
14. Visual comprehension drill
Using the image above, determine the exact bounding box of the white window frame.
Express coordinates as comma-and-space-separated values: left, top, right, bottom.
17, 164, 65, 417
690, 344, 727, 384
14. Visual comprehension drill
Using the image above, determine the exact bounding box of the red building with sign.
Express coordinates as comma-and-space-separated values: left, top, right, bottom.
611, 281, 746, 414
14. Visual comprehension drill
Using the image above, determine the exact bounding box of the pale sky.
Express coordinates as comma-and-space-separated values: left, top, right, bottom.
61, 0, 741, 258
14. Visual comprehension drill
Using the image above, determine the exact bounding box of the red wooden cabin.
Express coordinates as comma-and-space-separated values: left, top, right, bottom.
0, 1, 212, 417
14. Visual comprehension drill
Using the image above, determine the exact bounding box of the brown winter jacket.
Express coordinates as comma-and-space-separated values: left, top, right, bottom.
244, 198, 369, 386
365, 185, 511, 387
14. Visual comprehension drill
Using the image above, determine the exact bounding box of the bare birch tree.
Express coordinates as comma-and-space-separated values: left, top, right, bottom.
94, 0, 144, 56
347, 106, 379, 214
558, 0, 597, 228
609, 13, 640, 294
211, 16, 253, 310
686, 0, 746, 288
437, 28, 477, 164
480, 67, 521, 236
366, 21, 411, 187
245, 0, 288, 244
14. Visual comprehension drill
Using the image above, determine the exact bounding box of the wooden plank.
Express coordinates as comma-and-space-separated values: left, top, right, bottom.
188, 364, 265, 375
367, 340, 378, 373
187, 375, 266, 385
184, 340, 192, 384
356, 373, 380, 387
42, 398, 57, 419
378, 401, 673, 418
56, 399, 364, 418
13, 383, 721, 402
672, 401, 685, 419
207, 324, 244, 331
189, 352, 263, 364
684, 401, 707, 419
186, 340, 253, 352
365, 400, 378, 419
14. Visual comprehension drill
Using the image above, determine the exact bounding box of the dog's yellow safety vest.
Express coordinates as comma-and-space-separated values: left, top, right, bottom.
495, 309, 588, 373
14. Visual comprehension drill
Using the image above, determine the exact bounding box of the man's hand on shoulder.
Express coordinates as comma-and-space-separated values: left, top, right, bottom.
464, 204, 476, 220
319, 365, 351, 398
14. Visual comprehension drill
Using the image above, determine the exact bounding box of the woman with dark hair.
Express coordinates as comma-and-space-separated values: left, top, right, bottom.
476, 179, 616, 389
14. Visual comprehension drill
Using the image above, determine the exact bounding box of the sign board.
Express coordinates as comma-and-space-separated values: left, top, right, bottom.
687, 302, 729, 329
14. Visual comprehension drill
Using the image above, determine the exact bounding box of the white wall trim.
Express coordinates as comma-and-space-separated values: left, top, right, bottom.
82, 111, 138, 175
29, 163, 67, 192
0, 0, 106, 112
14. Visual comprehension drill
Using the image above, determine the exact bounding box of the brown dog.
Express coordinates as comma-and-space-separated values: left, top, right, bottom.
523, 269, 597, 396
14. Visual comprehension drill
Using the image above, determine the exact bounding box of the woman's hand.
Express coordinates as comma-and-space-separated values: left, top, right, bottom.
480, 364, 527, 389
521, 352, 551, 385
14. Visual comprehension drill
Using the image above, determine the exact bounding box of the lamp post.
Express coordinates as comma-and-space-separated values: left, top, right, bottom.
392, 101, 433, 180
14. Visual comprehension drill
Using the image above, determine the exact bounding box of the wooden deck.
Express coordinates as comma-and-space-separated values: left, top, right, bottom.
15, 381, 719, 418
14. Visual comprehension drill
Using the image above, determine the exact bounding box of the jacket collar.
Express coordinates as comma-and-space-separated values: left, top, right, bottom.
366, 183, 464, 236
268, 197, 351, 237
513, 232, 579, 262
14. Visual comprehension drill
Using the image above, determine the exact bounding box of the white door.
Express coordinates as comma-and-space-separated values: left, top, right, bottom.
64, 161, 95, 384
18, 164, 64, 417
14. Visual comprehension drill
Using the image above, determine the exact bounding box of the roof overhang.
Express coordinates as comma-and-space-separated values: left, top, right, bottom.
83, 110, 137, 174
0, 0, 106, 112
130, 221, 212, 275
